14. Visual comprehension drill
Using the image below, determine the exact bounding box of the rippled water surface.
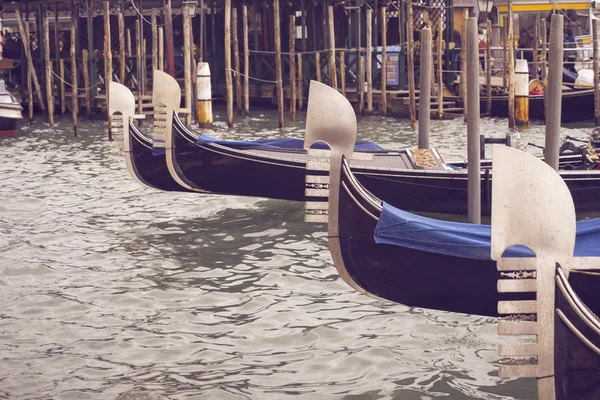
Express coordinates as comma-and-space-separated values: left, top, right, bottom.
0, 109, 594, 400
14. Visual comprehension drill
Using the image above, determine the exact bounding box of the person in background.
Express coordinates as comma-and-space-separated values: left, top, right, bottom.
518, 26, 534, 67
564, 28, 577, 73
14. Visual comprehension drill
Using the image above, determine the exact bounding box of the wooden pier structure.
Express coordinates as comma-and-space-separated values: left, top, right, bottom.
0, 0, 598, 129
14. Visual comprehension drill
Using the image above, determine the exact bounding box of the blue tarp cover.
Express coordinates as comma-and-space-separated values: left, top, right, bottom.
197, 134, 385, 151
374, 202, 600, 260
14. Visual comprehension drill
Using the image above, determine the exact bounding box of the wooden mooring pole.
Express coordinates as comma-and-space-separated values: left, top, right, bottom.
546, 14, 564, 171
83, 49, 91, 119
359, 55, 365, 114
533, 17, 539, 80
104, 1, 112, 118
15, 9, 45, 111
461, 8, 467, 122
243, 6, 249, 115
466, 17, 481, 224
507, 0, 515, 128
232, 8, 242, 115
340, 51, 346, 97
542, 18, 547, 120
366, 8, 373, 113
43, 16, 54, 126
136, 20, 142, 118
183, 3, 193, 126
315, 52, 321, 82
593, 19, 600, 126
60, 59, 66, 114
273, 0, 284, 128
25, 23, 33, 123
381, 7, 387, 116
486, 20, 492, 115
437, 18, 443, 119
119, 11, 125, 84
418, 28, 432, 149
328, 5, 337, 89
127, 29, 132, 57
164, 0, 175, 77
225, 0, 233, 127
502, 18, 508, 89
151, 8, 158, 75
407, 0, 416, 128
71, 7, 78, 136
289, 15, 296, 122
158, 27, 164, 71
297, 53, 304, 109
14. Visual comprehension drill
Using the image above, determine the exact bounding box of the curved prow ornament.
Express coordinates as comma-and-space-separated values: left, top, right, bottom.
491, 145, 578, 399
304, 80, 357, 159
108, 81, 135, 150
153, 69, 181, 149
303, 80, 358, 235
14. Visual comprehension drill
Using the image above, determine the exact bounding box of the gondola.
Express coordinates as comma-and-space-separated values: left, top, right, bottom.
0, 79, 23, 137
109, 75, 197, 193
304, 85, 600, 317
166, 79, 600, 216
481, 88, 595, 122
490, 146, 600, 399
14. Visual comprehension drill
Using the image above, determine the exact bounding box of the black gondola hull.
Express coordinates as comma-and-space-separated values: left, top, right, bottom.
482, 89, 595, 122
127, 124, 191, 192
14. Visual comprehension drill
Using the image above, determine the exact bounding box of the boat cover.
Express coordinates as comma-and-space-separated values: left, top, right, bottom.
197, 134, 386, 152
374, 202, 600, 260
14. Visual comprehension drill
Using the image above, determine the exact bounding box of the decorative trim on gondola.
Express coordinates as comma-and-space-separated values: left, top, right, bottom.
304, 149, 331, 224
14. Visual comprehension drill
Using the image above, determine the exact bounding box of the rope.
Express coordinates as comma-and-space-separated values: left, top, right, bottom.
226, 68, 277, 84
51, 69, 103, 90
130, 0, 179, 27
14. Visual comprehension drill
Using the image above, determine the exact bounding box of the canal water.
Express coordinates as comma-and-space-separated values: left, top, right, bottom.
0, 110, 594, 400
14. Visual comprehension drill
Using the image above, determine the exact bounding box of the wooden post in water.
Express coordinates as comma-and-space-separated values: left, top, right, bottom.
297, 53, 304, 109
289, 15, 296, 122
43, 17, 54, 126
486, 20, 492, 115
273, 0, 284, 128
461, 8, 467, 122
82, 49, 91, 118
507, 0, 515, 128
60, 59, 66, 114
232, 8, 242, 115
340, 51, 346, 97
136, 20, 142, 118
407, 0, 416, 128
118, 11, 125, 84
328, 5, 337, 89
315, 52, 321, 82
366, 8, 373, 113
243, 6, 249, 115
25, 23, 33, 122
546, 14, 563, 171
104, 1, 112, 118
164, 0, 175, 77
542, 18, 547, 120
71, 8, 78, 136
359, 55, 365, 114
127, 29, 132, 57
466, 17, 481, 224
502, 18, 508, 88
437, 18, 443, 119
158, 28, 164, 71
183, 3, 193, 126
533, 17, 539, 80
381, 7, 387, 116
225, 0, 233, 126
150, 8, 158, 76
418, 28, 432, 149
593, 19, 600, 126
15, 9, 45, 111
142, 39, 147, 95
